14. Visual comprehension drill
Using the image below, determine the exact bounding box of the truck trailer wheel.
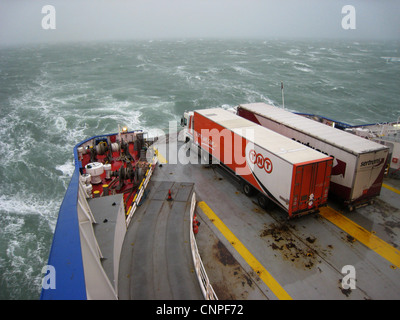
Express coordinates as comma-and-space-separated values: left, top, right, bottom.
242, 182, 256, 197
201, 151, 211, 165
257, 193, 269, 209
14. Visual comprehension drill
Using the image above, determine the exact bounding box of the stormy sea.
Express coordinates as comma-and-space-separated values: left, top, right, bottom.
0, 39, 399, 299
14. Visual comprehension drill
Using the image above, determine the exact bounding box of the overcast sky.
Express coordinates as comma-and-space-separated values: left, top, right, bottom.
0, 0, 399, 46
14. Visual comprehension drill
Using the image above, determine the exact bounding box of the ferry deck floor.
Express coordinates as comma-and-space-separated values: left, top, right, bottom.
147, 133, 400, 300
117, 181, 203, 300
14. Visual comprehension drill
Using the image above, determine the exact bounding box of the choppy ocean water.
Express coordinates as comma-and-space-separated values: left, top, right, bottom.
0, 39, 399, 299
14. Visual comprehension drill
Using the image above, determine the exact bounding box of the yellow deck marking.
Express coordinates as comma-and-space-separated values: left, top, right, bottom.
154, 148, 168, 164
319, 206, 400, 268
198, 201, 292, 300
382, 183, 400, 195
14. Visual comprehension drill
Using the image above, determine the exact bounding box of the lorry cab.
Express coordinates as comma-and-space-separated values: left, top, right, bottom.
181, 111, 194, 141
181, 111, 193, 128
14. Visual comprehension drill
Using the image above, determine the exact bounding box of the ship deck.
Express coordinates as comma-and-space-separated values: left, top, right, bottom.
146, 133, 400, 300
41, 127, 400, 300
118, 181, 204, 299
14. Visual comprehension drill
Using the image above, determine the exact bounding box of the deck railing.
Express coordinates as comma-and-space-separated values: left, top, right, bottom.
189, 192, 218, 300
125, 153, 158, 227
77, 177, 119, 299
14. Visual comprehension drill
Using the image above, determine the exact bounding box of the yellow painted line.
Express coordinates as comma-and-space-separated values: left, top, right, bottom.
319, 206, 400, 268
154, 148, 168, 164
198, 201, 292, 300
382, 183, 400, 195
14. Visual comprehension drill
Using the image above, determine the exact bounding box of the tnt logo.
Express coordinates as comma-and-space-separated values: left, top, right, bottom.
249, 149, 273, 173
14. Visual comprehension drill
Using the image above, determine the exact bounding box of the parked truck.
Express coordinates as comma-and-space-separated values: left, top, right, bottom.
237, 103, 389, 210
181, 108, 333, 218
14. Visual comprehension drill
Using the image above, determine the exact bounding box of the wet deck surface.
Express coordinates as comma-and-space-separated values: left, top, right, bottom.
147, 134, 400, 300
118, 180, 203, 300
88, 193, 124, 287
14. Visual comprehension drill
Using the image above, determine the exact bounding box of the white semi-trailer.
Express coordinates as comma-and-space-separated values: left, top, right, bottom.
237, 103, 389, 210
182, 108, 333, 218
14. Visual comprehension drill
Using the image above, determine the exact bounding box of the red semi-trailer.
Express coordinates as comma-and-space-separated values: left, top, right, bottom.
237, 103, 389, 210
182, 108, 333, 218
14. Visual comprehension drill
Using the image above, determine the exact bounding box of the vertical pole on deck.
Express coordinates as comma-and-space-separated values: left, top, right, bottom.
281, 81, 285, 109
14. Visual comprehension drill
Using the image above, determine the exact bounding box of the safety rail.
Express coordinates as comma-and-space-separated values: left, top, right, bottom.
77, 178, 119, 299
377, 122, 400, 137
189, 192, 218, 300
125, 153, 158, 227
